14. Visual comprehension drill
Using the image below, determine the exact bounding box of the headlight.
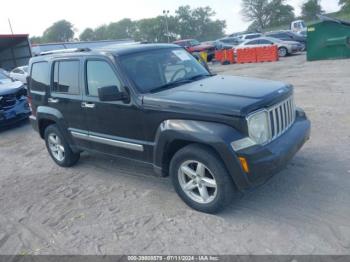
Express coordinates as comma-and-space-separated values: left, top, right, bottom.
247, 110, 270, 144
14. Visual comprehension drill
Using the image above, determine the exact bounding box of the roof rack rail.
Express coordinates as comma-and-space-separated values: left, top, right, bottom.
39, 48, 91, 56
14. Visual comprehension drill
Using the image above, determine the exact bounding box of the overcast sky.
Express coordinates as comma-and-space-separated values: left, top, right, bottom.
0, 0, 340, 37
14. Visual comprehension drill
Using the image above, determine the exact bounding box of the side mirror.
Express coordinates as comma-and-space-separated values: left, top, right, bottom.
98, 86, 129, 102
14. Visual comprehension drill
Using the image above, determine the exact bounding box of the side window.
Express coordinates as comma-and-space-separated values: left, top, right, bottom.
30, 62, 50, 92
86, 60, 121, 97
52, 60, 80, 95
246, 40, 259, 45
259, 39, 273, 45
246, 34, 259, 39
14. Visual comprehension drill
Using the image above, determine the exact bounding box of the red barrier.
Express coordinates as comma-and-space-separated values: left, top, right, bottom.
256, 45, 279, 62
215, 50, 223, 62
236, 48, 257, 64
220, 49, 234, 64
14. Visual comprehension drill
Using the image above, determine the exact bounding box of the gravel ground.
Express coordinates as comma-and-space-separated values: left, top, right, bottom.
0, 54, 349, 255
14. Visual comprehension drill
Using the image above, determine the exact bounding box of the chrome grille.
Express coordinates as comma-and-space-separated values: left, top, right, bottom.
268, 96, 295, 140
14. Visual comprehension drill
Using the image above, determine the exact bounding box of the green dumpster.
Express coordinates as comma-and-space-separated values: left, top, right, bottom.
307, 16, 350, 61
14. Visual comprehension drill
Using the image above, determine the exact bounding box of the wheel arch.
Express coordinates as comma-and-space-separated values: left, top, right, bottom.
153, 119, 251, 191
36, 106, 72, 144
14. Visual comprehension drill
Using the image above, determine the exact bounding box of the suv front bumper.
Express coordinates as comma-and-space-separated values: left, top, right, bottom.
236, 109, 311, 189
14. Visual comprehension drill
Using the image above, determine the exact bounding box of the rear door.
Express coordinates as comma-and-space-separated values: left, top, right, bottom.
49, 58, 89, 148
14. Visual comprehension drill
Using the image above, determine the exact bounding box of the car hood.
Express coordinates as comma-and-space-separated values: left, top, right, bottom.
142, 75, 292, 117
0, 80, 24, 95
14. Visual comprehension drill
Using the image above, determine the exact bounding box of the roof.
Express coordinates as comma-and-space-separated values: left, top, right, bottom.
0, 34, 29, 52
31, 39, 134, 47
98, 43, 179, 55
30, 43, 180, 62
173, 39, 195, 43
312, 15, 350, 27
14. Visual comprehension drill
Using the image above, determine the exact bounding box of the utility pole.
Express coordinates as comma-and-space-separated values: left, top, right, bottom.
8, 18, 14, 34
163, 10, 170, 43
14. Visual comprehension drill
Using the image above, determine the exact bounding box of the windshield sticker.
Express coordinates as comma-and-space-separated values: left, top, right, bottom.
172, 50, 192, 61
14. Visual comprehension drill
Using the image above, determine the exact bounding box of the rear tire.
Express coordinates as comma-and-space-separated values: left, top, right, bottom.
170, 144, 236, 213
44, 124, 80, 167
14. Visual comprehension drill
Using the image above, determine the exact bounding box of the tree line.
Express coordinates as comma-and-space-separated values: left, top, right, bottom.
31, 1, 347, 44
31, 6, 226, 44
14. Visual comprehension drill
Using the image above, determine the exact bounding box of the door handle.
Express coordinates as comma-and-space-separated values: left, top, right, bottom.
48, 98, 59, 103
81, 102, 95, 108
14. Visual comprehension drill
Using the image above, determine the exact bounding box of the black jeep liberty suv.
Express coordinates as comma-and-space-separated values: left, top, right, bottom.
28, 44, 310, 213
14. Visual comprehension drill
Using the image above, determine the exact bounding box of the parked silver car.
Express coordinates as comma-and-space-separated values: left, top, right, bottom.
237, 37, 304, 57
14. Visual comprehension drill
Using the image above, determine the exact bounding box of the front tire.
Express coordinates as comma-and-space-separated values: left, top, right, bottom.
44, 124, 80, 167
170, 144, 236, 213
278, 47, 288, 57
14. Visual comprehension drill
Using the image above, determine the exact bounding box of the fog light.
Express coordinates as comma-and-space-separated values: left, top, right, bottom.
239, 157, 249, 173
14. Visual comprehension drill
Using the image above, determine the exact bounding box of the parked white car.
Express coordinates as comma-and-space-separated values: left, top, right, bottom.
9, 66, 28, 84
237, 37, 304, 57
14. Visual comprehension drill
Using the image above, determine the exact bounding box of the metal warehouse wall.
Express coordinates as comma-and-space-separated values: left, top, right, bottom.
0, 35, 32, 71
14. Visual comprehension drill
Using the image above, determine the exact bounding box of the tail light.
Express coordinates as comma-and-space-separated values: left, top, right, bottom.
27, 95, 36, 116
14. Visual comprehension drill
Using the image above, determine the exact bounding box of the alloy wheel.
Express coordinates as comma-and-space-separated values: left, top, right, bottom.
178, 160, 217, 204
48, 133, 65, 162
278, 47, 287, 57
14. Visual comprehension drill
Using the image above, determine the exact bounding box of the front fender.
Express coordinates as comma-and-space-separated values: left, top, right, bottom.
153, 119, 251, 191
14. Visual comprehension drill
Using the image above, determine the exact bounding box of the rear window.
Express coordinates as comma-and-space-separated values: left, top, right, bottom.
52, 60, 80, 95
30, 62, 50, 92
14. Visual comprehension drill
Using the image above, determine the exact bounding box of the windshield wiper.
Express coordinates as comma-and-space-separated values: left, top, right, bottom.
150, 79, 194, 93
150, 74, 213, 94
187, 74, 213, 81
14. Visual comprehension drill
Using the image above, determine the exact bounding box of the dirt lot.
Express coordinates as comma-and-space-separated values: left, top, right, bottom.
0, 54, 349, 255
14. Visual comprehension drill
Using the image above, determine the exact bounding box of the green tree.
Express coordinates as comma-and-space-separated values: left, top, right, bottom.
241, 0, 270, 30
175, 5, 226, 41
42, 20, 75, 43
301, 0, 324, 21
339, 0, 350, 11
93, 25, 109, 40
267, 0, 295, 27
106, 18, 136, 39
241, 0, 295, 31
30, 36, 43, 44
135, 16, 176, 42
79, 28, 95, 41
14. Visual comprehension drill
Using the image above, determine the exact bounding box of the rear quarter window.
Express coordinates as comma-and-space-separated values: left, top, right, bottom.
30, 62, 50, 92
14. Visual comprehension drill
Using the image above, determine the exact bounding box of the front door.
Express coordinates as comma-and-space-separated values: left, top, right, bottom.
82, 57, 147, 161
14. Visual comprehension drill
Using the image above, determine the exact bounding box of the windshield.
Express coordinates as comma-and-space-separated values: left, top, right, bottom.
189, 40, 200, 46
119, 48, 210, 93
